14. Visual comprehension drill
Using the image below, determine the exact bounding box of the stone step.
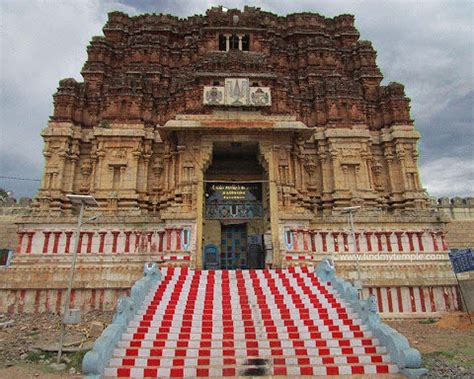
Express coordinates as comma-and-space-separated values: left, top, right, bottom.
103, 267, 399, 378
117, 336, 379, 349
111, 345, 387, 358
108, 354, 392, 368
126, 323, 367, 333
121, 329, 372, 341
104, 363, 399, 377
129, 316, 360, 327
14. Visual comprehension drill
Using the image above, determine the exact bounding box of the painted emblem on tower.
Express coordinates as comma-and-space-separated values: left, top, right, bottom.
250, 87, 271, 106
203, 78, 271, 106
204, 86, 224, 105
225, 78, 250, 106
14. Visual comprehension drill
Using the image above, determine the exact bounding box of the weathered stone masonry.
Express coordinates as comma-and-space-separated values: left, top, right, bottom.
0, 7, 463, 316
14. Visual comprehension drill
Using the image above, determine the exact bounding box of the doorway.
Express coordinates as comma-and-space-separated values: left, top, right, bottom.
202, 141, 269, 270
220, 224, 248, 269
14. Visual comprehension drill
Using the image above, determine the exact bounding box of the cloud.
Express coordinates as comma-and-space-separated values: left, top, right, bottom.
420, 157, 474, 198
0, 0, 472, 198
0, 0, 136, 197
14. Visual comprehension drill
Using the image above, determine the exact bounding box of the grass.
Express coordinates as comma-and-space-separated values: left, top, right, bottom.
26, 351, 54, 362
66, 350, 89, 371
418, 317, 437, 324
23, 349, 89, 374
423, 348, 474, 370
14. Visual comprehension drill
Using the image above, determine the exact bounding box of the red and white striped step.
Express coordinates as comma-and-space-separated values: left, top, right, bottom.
104, 267, 399, 377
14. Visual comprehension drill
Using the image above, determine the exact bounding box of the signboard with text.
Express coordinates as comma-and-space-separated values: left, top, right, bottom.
205, 183, 262, 219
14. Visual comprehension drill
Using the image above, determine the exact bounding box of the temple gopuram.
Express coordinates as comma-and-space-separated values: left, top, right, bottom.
1, 6, 458, 317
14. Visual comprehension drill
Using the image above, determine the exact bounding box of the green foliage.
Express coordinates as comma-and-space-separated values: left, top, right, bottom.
98, 121, 110, 128
26, 350, 54, 362
418, 317, 437, 324
67, 349, 90, 371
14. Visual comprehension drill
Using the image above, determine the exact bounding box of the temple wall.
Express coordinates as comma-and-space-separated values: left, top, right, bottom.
0, 217, 17, 251
0, 214, 459, 317
3, 5, 472, 319
0, 202, 31, 250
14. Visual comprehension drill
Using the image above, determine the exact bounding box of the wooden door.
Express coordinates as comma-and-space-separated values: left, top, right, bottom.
220, 224, 248, 269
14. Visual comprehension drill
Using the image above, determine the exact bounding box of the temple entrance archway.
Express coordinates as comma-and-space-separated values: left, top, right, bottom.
202, 141, 269, 269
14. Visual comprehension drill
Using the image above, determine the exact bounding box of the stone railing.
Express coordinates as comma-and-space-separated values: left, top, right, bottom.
14, 226, 194, 256
82, 262, 161, 378
436, 197, 474, 220
282, 228, 447, 254
0, 197, 32, 216
315, 258, 428, 377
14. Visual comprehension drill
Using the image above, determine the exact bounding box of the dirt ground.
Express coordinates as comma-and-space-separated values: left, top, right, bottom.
0, 310, 113, 378
0, 311, 473, 378
387, 312, 474, 378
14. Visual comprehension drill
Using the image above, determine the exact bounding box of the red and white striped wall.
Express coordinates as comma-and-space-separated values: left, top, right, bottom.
281, 227, 448, 254
362, 285, 460, 317
1, 287, 130, 314
1, 282, 460, 316
14, 223, 196, 256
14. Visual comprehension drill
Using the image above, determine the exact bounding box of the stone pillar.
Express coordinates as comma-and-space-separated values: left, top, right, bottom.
134, 232, 142, 253
77, 232, 85, 254
176, 228, 182, 251
145, 232, 152, 253
332, 232, 339, 253
375, 232, 383, 252
395, 231, 404, 252
415, 232, 424, 252
238, 35, 243, 50
430, 232, 439, 251
384, 232, 393, 252
26, 232, 34, 254
292, 230, 299, 251
438, 231, 448, 251
320, 232, 328, 252
263, 144, 281, 267
364, 232, 373, 252
86, 232, 94, 254
68, 154, 78, 193
406, 232, 415, 252
158, 231, 166, 253
355, 232, 361, 252
384, 153, 395, 193
98, 232, 107, 253
52, 232, 62, 254
342, 232, 349, 252
309, 231, 316, 252
111, 231, 120, 254
124, 231, 131, 253
16, 232, 25, 254
165, 228, 172, 252
64, 232, 73, 253
302, 230, 309, 251
42, 232, 51, 254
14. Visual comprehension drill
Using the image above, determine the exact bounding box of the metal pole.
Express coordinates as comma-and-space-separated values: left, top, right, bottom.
348, 210, 362, 299
454, 271, 473, 325
57, 200, 85, 363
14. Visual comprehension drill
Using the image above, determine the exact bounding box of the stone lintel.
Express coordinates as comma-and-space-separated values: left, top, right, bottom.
312, 127, 371, 140
161, 117, 311, 138
381, 125, 421, 141
93, 125, 147, 137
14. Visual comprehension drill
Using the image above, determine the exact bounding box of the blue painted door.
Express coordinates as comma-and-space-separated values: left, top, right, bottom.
220, 224, 248, 269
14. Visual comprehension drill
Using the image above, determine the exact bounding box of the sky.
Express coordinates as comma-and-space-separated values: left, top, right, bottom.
0, 0, 473, 199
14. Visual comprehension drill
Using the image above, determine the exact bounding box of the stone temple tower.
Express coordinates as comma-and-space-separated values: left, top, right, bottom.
2, 7, 457, 317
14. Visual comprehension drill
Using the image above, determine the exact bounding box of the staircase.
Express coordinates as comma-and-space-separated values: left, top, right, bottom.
103, 266, 398, 377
